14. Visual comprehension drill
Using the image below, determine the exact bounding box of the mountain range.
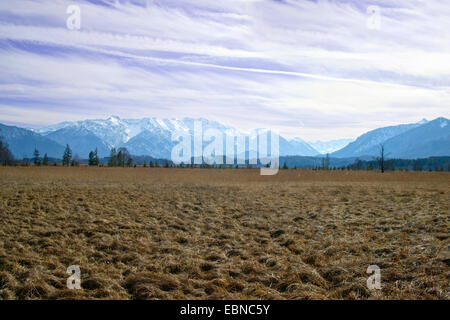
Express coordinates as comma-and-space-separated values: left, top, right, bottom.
0, 116, 448, 160
332, 117, 449, 158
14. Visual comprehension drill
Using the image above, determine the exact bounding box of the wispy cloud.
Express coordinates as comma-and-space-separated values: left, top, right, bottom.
0, 0, 449, 139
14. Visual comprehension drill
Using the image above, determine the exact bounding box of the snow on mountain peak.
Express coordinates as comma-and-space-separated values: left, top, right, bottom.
417, 118, 428, 125
290, 137, 305, 143
107, 115, 121, 124
308, 138, 355, 154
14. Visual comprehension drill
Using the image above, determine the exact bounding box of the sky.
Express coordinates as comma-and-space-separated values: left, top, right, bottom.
0, 0, 449, 141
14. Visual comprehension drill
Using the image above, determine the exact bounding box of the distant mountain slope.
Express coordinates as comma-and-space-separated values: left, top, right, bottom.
45, 126, 111, 158
332, 119, 427, 158
0, 123, 65, 158
122, 130, 173, 159
332, 117, 449, 159
363, 117, 450, 158
282, 137, 319, 156
308, 138, 354, 154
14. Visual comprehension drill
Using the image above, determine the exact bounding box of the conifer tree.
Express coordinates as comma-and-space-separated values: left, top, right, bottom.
88, 151, 95, 166
33, 148, 41, 166
62, 144, 72, 166
93, 148, 99, 165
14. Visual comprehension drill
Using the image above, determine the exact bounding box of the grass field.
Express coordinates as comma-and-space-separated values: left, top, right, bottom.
0, 167, 448, 299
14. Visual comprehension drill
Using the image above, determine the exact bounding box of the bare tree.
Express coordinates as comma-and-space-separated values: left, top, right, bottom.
0, 137, 14, 166
71, 154, 80, 167
117, 147, 131, 167
43, 153, 48, 166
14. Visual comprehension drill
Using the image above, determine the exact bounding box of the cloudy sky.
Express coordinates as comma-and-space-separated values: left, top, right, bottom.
0, 0, 449, 140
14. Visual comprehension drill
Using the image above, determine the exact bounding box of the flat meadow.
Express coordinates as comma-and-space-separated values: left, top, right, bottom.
0, 167, 448, 299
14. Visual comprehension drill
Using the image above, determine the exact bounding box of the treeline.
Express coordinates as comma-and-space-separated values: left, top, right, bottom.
0, 140, 99, 167
107, 147, 133, 167
280, 155, 450, 172
1, 136, 449, 171
339, 157, 450, 172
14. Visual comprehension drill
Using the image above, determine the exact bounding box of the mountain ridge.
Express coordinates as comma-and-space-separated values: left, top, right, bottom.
332, 117, 448, 159
34, 116, 321, 158
2, 116, 449, 160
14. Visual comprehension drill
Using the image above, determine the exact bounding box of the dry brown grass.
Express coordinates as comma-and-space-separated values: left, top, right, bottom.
0, 167, 448, 300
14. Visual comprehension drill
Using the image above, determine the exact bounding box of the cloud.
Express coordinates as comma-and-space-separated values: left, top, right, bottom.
0, 0, 449, 140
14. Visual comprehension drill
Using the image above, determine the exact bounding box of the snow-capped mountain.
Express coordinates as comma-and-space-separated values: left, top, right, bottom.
4, 116, 448, 160
308, 138, 355, 154
37, 116, 192, 148
45, 126, 110, 158
34, 116, 320, 158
